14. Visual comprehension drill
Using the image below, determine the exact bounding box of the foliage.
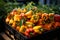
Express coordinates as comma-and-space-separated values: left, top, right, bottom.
0, 0, 60, 19
0, 0, 6, 18
50, 5, 60, 14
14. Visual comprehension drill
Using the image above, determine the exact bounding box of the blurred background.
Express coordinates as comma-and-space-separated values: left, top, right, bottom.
0, 0, 60, 16
2, 0, 60, 5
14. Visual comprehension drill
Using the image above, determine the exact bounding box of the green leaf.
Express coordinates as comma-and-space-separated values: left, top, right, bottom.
20, 19, 23, 27
20, 17, 26, 27
25, 2, 35, 11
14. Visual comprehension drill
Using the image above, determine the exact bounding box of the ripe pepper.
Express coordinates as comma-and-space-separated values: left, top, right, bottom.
10, 9, 17, 16
12, 22, 16, 28
54, 22, 60, 28
25, 10, 33, 18
43, 23, 53, 30
9, 19, 14, 24
25, 21, 34, 28
41, 13, 49, 21
22, 8, 27, 13
19, 25, 27, 34
33, 26, 43, 34
16, 26, 20, 31
24, 28, 36, 38
6, 17, 10, 23
30, 15, 39, 23
17, 8, 21, 13
14, 15, 21, 21
54, 14, 60, 22
49, 13, 54, 21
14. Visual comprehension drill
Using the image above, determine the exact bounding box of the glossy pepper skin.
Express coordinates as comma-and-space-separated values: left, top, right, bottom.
30, 15, 39, 23
33, 26, 43, 34
25, 21, 34, 28
24, 28, 36, 38
19, 25, 27, 34
54, 14, 60, 22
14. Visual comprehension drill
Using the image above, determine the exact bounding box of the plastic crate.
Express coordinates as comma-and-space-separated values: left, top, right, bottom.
1, 18, 60, 40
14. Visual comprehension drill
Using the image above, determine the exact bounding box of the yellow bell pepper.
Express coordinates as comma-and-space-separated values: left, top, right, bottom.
33, 26, 43, 34
49, 13, 54, 21
12, 22, 16, 28
19, 25, 27, 34
9, 19, 14, 24
22, 8, 27, 13
14, 15, 20, 21
30, 15, 39, 23
49, 13, 54, 16
25, 21, 34, 28
17, 8, 22, 13
25, 10, 33, 18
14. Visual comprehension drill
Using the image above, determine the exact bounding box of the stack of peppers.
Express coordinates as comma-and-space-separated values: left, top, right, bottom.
5, 8, 60, 38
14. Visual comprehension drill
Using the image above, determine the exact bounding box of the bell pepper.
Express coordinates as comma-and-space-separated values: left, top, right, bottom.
9, 19, 14, 24
49, 13, 54, 21
49, 13, 54, 16
12, 22, 16, 28
25, 21, 34, 28
38, 19, 45, 25
42, 13, 49, 21
16, 26, 20, 31
33, 26, 43, 34
43, 23, 52, 30
54, 14, 60, 22
20, 13, 25, 17
22, 8, 27, 13
17, 8, 21, 13
14, 15, 21, 21
10, 9, 17, 16
25, 10, 33, 18
24, 28, 36, 38
6, 17, 10, 23
30, 15, 39, 23
19, 25, 27, 34
54, 22, 60, 28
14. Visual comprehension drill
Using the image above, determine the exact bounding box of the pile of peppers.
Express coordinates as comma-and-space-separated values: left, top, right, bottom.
5, 8, 60, 38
